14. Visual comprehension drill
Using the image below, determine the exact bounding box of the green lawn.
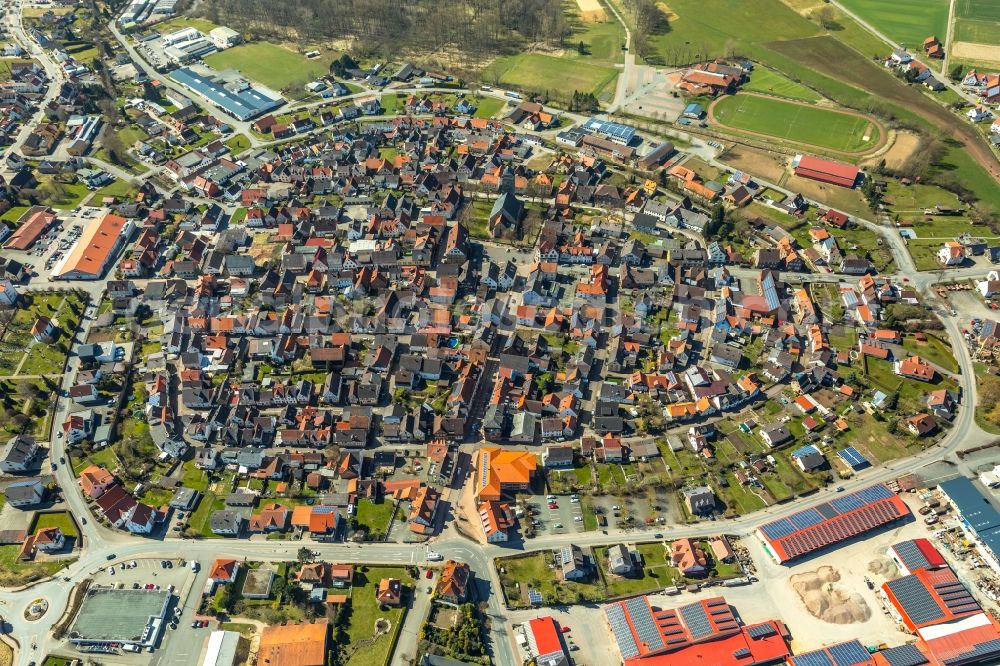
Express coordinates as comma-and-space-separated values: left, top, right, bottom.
153, 16, 221, 33
743, 66, 821, 102
902, 332, 958, 373
353, 499, 395, 538
342, 566, 413, 666
224, 133, 251, 154
837, 0, 948, 52
0, 544, 72, 586
32, 511, 78, 538
596, 542, 682, 596
564, 9, 627, 66
713, 94, 878, 152
181, 461, 211, 492
472, 96, 506, 119
482, 53, 618, 99
93, 178, 136, 200
497, 552, 606, 607
204, 42, 334, 91
1, 205, 30, 223
0, 58, 36, 82
38, 179, 90, 210
906, 239, 946, 271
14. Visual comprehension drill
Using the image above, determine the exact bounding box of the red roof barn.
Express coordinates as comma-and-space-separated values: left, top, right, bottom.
794, 155, 860, 188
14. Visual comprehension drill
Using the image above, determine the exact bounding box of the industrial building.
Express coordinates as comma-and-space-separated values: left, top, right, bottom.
200, 630, 241, 666
68, 587, 171, 650
169, 67, 284, 121
755, 483, 910, 564
582, 117, 636, 145
793, 154, 861, 188
788, 640, 874, 666
3, 206, 55, 251
938, 476, 1000, 573
53, 213, 132, 280
604, 595, 789, 665
877, 537, 1000, 666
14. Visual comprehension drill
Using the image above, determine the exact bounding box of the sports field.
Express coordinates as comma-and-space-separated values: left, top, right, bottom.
837, 0, 948, 50
742, 67, 821, 102
712, 94, 877, 152
482, 53, 618, 97
204, 42, 338, 91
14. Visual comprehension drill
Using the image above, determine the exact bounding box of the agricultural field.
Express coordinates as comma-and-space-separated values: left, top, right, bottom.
563, 5, 627, 67
481, 53, 618, 99
204, 42, 339, 92
953, 0, 1000, 48
837, 0, 948, 52
742, 66, 821, 102
712, 94, 878, 152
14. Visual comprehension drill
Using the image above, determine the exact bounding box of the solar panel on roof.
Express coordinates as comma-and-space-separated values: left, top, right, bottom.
816, 503, 839, 520
707, 598, 726, 607
625, 597, 664, 651
679, 603, 714, 640
794, 651, 835, 666
886, 576, 945, 626
893, 540, 931, 572
790, 509, 824, 530
605, 603, 638, 659
828, 640, 872, 666
838, 447, 870, 470
747, 624, 776, 639
880, 643, 928, 666
944, 638, 1000, 665
734, 647, 751, 658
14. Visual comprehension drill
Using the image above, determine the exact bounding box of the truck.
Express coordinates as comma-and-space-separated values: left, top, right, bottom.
426, 551, 443, 562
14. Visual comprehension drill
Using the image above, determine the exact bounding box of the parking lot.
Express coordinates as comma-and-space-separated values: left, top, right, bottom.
48, 556, 201, 663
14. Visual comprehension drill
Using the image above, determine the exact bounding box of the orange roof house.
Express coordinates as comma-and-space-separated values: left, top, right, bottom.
437, 560, 471, 604
79, 464, 116, 498
475, 447, 538, 501
296, 561, 331, 585
208, 558, 240, 583
671, 538, 709, 576
376, 578, 402, 606
895, 356, 935, 382
258, 619, 328, 666
408, 485, 440, 534
249, 503, 290, 532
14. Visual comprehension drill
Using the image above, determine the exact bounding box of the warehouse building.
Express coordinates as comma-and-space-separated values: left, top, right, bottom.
938, 476, 1000, 574
793, 154, 860, 188
604, 595, 789, 665
755, 483, 910, 564
53, 213, 132, 280
169, 66, 284, 121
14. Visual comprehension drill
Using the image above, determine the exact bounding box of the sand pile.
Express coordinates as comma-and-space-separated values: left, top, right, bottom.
790, 566, 872, 624
868, 558, 893, 576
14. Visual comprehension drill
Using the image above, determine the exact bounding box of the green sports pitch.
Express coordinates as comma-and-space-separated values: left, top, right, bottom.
712, 95, 878, 152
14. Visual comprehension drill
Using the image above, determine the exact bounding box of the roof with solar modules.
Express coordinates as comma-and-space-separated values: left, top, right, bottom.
755, 483, 910, 563
604, 595, 789, 665
916, 612, 1000, 665
882, 567, 982, 631
873, 643, 929, 666
887, 539, 947, 576
789, 640, 875, 666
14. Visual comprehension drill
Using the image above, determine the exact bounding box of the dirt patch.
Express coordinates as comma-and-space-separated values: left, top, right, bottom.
720, 145, 788, 183
867, 131, 921, 170
952, 41, 1000, 65
868, 557, 895, 578
790, 565, 872, 624
433, 607, 460, 629
577, 0, 609, 22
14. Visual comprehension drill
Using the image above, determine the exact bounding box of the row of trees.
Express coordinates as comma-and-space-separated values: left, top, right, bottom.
203, 0, 569, 57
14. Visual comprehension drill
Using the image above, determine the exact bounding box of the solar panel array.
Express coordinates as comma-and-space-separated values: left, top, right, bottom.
746, 623, 776, 639
605, 602, 639, 660
626, 596, 664, 653
791, 641, 872, 666
893, 540, 932, 573
943, 638, 1000, 665
886, 576, 945, 626
679, 602, 713, 640
792, 651, 834, 666
528, 589, 543, 605
828, 640, 873, 666
837, 447, 870, 470
932, 577, 979, 615
880, 643, 929, 666
759, 483, 905, 560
